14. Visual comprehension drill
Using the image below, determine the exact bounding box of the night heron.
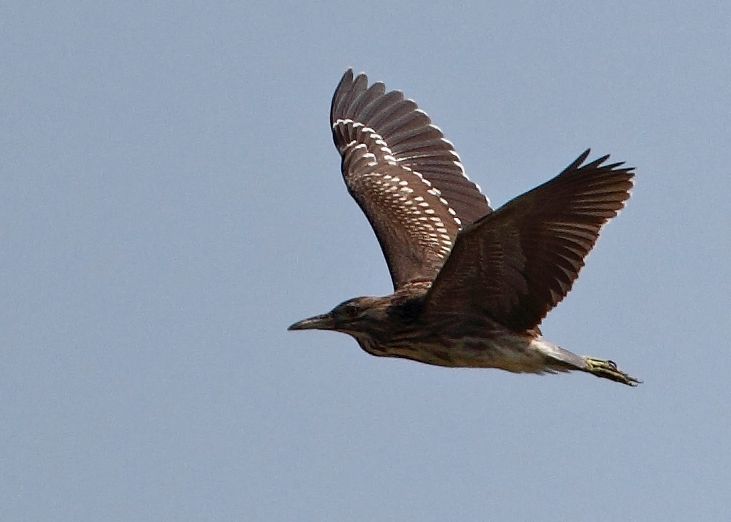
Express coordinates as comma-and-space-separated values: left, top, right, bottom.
289, 69, 639, 386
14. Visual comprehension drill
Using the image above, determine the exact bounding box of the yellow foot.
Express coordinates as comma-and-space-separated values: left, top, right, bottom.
584, 357, 641, 386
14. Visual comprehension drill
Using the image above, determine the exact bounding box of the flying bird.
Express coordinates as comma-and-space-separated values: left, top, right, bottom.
289, 69, 639, 386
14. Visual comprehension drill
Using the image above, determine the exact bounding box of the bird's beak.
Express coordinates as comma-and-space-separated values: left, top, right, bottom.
288, 313, 336, 331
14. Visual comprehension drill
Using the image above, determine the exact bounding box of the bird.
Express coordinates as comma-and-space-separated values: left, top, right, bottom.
288, 68, 639, 386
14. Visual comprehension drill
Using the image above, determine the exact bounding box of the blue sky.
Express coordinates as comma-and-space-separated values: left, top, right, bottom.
2, 1, 730, 520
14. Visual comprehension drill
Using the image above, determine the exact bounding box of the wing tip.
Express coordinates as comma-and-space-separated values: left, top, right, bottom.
570, 149, 636, 177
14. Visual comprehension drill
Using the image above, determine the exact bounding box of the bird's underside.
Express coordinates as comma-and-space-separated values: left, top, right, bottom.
289, 68, 640, 386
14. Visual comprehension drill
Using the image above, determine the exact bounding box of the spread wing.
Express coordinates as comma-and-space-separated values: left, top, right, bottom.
422, 150, 634, 332
331, 69, 491, 289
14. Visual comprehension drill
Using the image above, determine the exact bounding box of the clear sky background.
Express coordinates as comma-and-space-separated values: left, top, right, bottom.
2, 1, 730, 521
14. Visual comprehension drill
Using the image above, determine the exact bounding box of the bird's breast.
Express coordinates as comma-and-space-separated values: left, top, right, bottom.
358, 333, 551, 373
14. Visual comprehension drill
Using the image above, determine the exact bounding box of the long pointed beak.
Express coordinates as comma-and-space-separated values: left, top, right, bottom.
288, 313, 336, 331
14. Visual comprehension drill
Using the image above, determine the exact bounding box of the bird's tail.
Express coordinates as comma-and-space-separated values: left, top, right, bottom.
534, 338, 640, 386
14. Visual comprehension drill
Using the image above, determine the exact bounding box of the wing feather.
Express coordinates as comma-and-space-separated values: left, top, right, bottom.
330, 69, 491, 288
423, 150, 634, 331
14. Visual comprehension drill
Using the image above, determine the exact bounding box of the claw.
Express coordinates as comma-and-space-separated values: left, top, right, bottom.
584, 357, 641, 386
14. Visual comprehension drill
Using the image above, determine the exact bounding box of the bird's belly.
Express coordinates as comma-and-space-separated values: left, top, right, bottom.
366, 335, 553, 373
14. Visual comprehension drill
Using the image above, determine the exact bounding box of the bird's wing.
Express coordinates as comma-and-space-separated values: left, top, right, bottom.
331, 69, 491, 289
422, 150, 634, 332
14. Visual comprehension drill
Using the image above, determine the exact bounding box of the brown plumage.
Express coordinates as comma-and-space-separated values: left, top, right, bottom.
290, 69, 639, 386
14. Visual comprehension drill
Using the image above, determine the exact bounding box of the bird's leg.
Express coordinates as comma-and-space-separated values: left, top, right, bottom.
583, 357, 641, 386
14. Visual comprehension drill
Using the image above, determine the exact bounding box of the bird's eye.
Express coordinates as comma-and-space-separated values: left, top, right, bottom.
341, 304, 359, 318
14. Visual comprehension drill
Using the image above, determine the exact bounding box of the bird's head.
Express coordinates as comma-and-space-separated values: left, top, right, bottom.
288, 296, 388, 336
